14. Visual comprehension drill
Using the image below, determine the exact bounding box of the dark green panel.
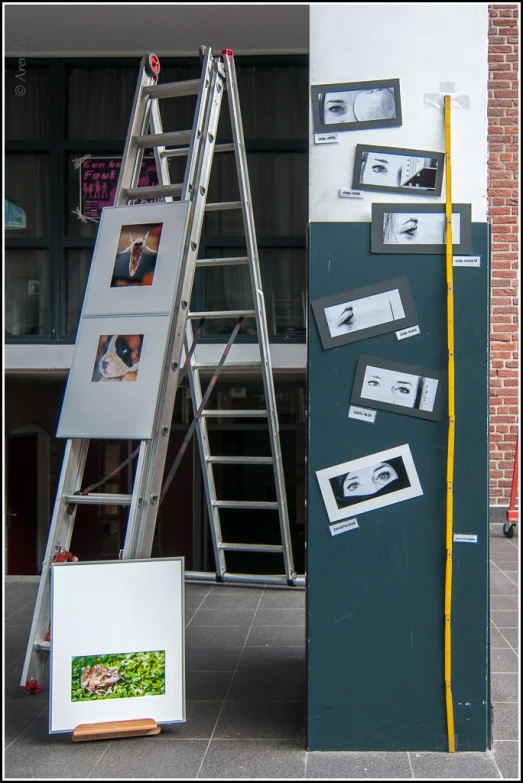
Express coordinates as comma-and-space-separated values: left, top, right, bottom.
307, 223, 490, 751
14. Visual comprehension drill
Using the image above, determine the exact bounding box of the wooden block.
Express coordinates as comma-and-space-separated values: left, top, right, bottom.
72, 718, 161, 742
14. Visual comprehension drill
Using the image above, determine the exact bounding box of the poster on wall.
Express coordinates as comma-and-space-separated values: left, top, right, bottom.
56, 314, 172, 439
350, 356, 446, 422
371, 203, 472, 254
49, 558, 185, 733
78, 156, 160, 220
311, 277, 418, 350
316, 443, 423, 524
81, 201, 190, 317
311, 78, 402, 133
352, 144, 445, 197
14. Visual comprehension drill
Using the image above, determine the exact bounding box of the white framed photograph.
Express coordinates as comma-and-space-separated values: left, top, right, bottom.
50, 558, 185, 734
316, 444, 423, 523
81, 201, 190, 317
56, 314, 171, 439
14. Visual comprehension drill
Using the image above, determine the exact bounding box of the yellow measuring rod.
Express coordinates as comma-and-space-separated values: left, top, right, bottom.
444, 94, 456, 754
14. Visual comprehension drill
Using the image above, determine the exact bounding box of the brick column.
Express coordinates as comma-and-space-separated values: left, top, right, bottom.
488, 4, 519, 508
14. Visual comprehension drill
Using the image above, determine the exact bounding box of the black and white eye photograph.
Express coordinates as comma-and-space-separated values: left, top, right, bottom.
316, 443, 423, 523
351, 356, 446, 422
371, 203, 472, 254
352, 144, 445, 197
311, 78, 402, 133
311, 277, 418, 350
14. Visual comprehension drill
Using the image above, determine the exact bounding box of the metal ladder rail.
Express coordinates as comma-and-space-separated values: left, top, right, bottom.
183, 51, 296, 583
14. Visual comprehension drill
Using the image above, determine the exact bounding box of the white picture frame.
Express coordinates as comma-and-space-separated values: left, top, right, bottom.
56, 314, 171, 439
49, 558, 185, 734
316, 444, 423, 523
81, 201, 190, 317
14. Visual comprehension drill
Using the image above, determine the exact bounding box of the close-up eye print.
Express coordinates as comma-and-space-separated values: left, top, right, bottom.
371, 203, 472, 254
311, 79, 402, 133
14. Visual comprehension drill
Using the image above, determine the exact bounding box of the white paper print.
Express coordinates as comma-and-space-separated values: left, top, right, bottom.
325, 289, 405, 339
396, 325, 421, 341
339, 188, 364, 199
348, 405, 377, 423
453, 255, 481, 267
453, 534, 478, 543
315, 132, 339, 144
329, 518, 359, 536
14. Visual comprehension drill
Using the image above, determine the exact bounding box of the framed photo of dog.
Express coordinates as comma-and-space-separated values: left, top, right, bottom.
81, 201, 190, 317
57, 315, 171, 439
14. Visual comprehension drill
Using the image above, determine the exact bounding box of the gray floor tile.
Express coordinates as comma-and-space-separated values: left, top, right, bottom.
149, 702, 222, 740
490, 596, 519, 610
92, 737, 208, 778
253, 608, 306, 626
493, 740, 520, 779
490, 648, 519, 673
201, 739, 306, 778
5, 736, 111, 779
237, 645, 306, 673
490, 581, 519, 596
4, 699, 48, 739
306, 750, 412, 779
209, 585, 265, 597
409, 750, 501, 778
185, 625, 249, 647
492, 702, 520, 741
185, 645, 242, 672
491, 611, 519, 628
259, 589, 306, 609
186, 670, 234, 700
189, 608, 256, 626
491, 673, 519, 703
247, 624, 305, 646
496, 628, 519, 649
201, 591, 262, 609
490, 627, 511, 648
214, 701, 305, 740
227, 671, 305, 701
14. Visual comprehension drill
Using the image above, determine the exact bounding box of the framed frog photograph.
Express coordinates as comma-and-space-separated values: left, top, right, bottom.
49, 558, 185, 734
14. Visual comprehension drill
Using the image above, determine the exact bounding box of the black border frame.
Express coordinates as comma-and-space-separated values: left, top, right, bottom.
371, 203, 472, 254
311, 276, 418, 350
350, 355, 447, 422
311, 78, 402, 134
352, 143, 445, 197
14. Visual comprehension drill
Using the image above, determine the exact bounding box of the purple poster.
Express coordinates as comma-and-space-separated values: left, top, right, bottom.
79, 157, 159, 219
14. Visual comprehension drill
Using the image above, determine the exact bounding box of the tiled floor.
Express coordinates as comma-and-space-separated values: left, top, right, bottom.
4, 524, 519, 779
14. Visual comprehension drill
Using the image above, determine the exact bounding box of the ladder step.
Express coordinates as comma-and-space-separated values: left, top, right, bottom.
212, 500, 280, 510
62, 493, 133, 506
34, 640, 50, 652
218, 543, 284, 553
161, 143, 234, 160
188, 310, 256, 319
201, 410, 268, 418
207, 455, 273, 464
191, 361, 262, 371
124, 183, 183, 200
143, 79, 202, 99
135, 130, 193, 148
196, 256, 250, 267
205, 201, 243, 212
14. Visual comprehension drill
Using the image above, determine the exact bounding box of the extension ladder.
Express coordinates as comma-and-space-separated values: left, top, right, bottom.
21, 47, 301, 692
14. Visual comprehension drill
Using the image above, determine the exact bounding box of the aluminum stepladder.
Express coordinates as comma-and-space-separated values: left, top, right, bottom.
21, 48, 300, 692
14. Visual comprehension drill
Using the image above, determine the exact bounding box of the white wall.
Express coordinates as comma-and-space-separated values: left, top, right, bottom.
309, 3, 489, 222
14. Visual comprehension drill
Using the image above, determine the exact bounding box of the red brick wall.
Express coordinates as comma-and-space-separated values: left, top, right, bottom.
488, 5, 519, 507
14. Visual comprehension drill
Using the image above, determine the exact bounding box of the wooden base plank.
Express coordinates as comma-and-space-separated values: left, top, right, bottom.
72, 718, 161, 742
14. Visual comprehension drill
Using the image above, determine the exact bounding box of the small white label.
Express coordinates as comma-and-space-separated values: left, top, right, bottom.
339, 188, 364, 199
348, 405, 377, 423
329, 518, 359, 536
453, 255, 481, 267
396, 324, 421, 341
454, 534, 478, 543
315, 133, 339, 144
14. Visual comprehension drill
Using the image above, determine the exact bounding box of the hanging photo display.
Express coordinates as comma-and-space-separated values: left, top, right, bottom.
311, 277, 418, 350
316, 443, 423, 524
350, 356, 446, 422
81, 201, 190, 318
49, 558, 185, 733
371, 203, 472, 254
78, 156, 159, 220
352, 144, 445, 197
311, 78, 402, 133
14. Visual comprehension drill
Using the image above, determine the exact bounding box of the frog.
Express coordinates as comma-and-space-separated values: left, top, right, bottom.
80, 663, 121, 694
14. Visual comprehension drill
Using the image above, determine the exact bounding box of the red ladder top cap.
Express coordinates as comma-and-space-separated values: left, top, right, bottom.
222, 49, 234, 57
147, 53, 161, 75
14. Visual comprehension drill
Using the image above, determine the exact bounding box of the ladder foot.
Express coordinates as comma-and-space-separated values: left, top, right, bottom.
25, 678, 44, 694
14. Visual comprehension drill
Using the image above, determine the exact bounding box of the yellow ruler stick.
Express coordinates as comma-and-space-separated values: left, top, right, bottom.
444, 94, 456, 753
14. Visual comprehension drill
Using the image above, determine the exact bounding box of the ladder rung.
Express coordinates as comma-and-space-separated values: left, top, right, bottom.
143, 79, 201, 99
212, 500, 280, 510
205, 201, 243, 212
218, 543, 284, 553
188, 310, 256, 319
62, 493, 133, 506
161, 147, 191, 159
135, 130, 193, 148
124, 183, 183, 200
215, 143, 236, 154
201, 410, 268, 418
191, 361, 262, 371
196, 256, 250, 267
34, 640, 50, 652
207, 455, 273, 464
